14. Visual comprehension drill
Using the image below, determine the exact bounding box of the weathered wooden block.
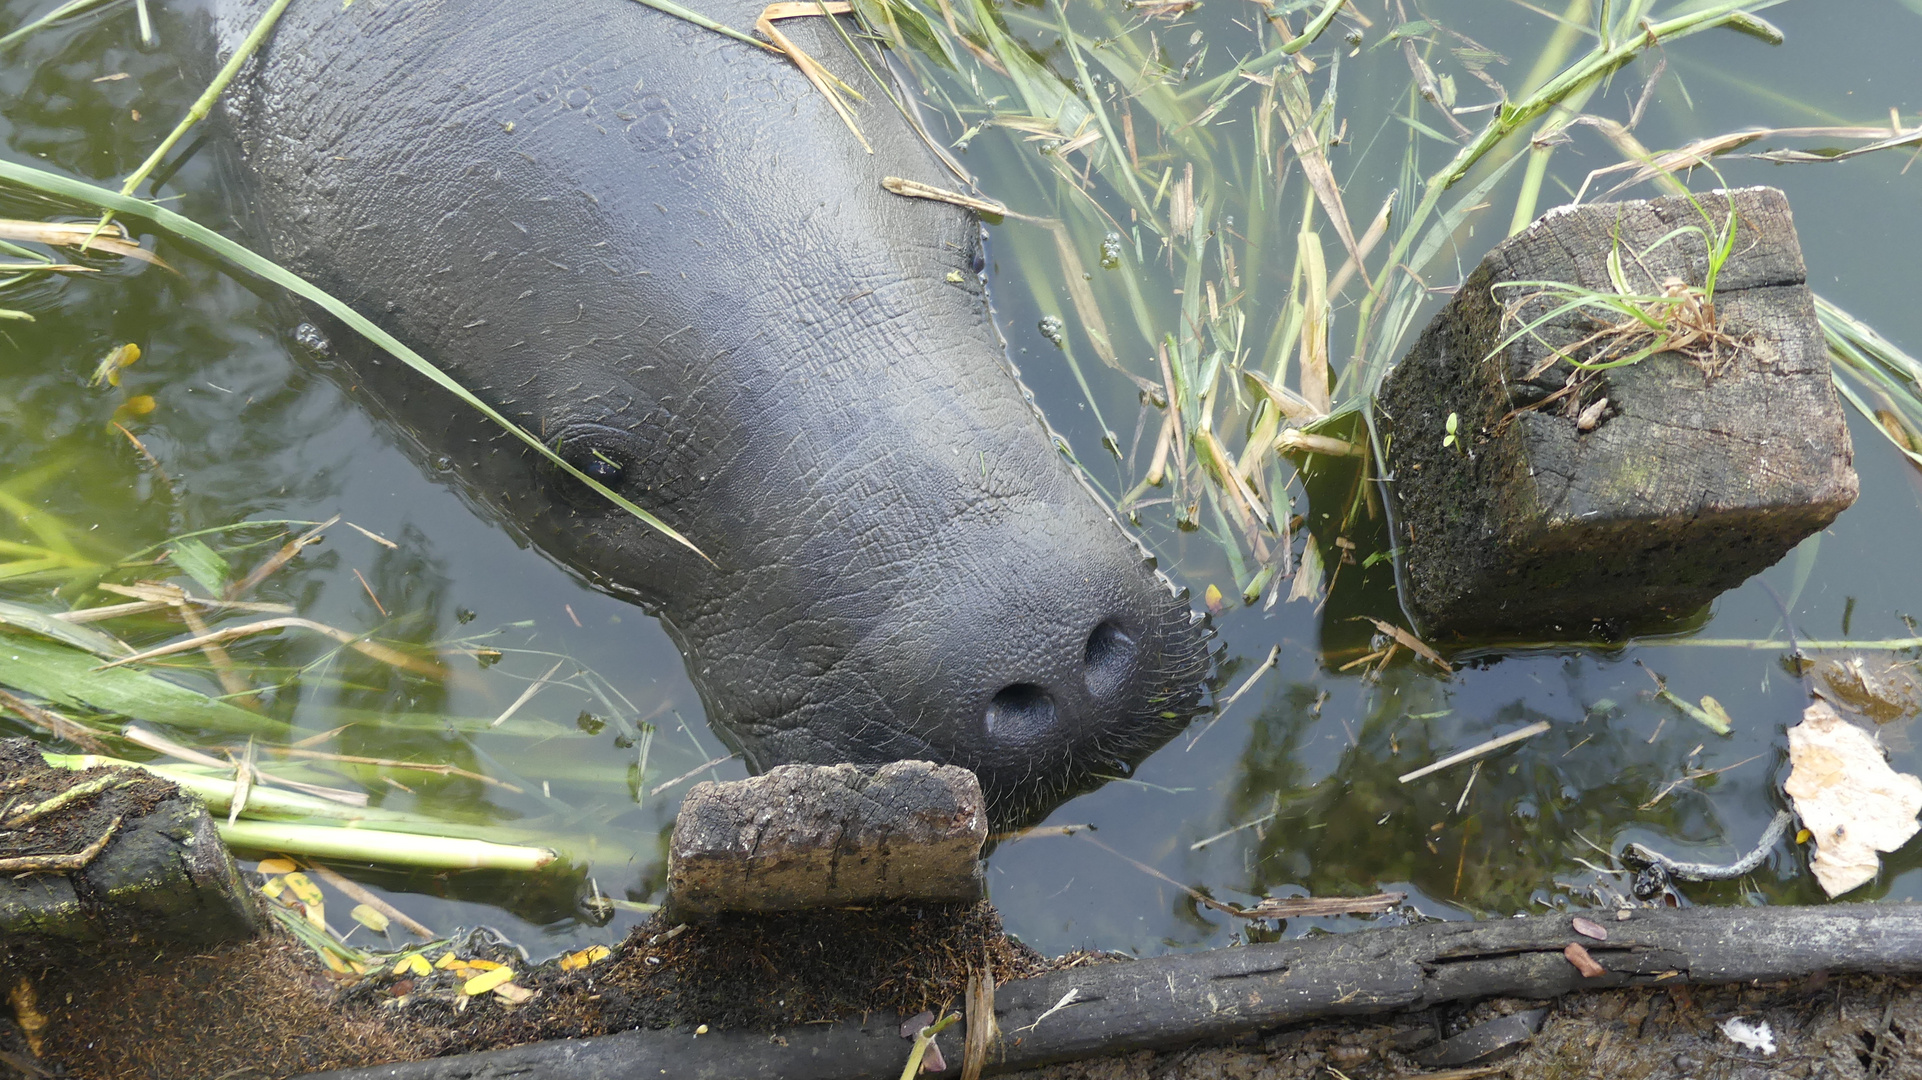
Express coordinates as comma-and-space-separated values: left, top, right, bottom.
666, 760, 986, 917
1378, 187, 1857, 638
0, 738, 260, 945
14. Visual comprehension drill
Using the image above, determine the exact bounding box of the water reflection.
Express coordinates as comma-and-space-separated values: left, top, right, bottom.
3, 0, 1922, 962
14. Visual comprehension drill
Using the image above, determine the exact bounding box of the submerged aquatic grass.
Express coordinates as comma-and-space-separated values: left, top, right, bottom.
0, 0, 727, 911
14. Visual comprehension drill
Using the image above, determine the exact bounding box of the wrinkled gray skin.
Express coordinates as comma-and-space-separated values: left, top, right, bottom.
212, 0, 1209, 825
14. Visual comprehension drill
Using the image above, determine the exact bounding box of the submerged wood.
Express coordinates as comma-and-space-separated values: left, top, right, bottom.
1377, 186, 1857, 638
296, 902, 1922, 1080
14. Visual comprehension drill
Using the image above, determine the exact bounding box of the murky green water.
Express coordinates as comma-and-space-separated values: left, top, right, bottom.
2, 0, 1919, 962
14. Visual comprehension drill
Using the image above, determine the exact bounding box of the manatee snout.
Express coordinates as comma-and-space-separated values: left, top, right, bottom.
683, 488, 1211, 828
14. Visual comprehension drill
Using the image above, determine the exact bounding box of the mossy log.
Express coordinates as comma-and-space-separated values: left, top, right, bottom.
298, 902, 1922, 1079
0, 738, 258, 946
1377, 186, 1857, 639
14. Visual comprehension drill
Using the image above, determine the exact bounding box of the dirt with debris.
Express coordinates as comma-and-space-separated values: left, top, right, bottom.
1007, 974, 1922, 1079
333, 900, 1047, 1052
0, 899, 1045, 1079
2, 934, 431, 1078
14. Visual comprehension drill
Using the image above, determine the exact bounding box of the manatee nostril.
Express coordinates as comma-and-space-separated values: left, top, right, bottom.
984, 683, 1056, 742
1082, 620, 1137, 700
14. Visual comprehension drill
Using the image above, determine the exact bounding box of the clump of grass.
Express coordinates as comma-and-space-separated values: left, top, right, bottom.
1485, 185, 1744, 427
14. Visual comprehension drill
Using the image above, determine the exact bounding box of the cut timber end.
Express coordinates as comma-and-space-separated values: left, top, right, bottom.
0, 738, 260, 945
1378, 187, 1857, 639
665, 760, 986, 918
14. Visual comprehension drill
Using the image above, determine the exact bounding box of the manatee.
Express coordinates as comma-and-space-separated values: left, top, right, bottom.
211, 0, 1210, 824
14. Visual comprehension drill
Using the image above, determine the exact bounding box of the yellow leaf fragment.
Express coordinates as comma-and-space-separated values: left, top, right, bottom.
435, 951, 462, 970
256, 858, 297, 875
259, 875, 287, 899
461, 966, 515, 996
111, 394, 156, 425
282, 872, 325, 928
464, 958, 504, 971
393, 953, 432, 977
90, 343, 140, 387
1699, 696, 1735, 733
560, 944, 613, 971
9, 978, 47, 1056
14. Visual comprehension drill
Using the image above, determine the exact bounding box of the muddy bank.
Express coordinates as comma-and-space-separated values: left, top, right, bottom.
1, 900, 1040, 1079
9, 900, 1922, 1078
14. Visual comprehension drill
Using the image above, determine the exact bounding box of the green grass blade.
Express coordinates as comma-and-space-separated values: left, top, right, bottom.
0, 631, 288, 735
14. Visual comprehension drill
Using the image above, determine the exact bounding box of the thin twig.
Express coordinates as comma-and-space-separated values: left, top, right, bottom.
302, 861, 435, 939
646, 752, 741, 798
1185, 643, 1280, 750
95, 616, 443, 677
0, 815, 121, 875
1629, 809, 1794, 881
491, 659, 568, 728
1399, 720, 1552, 784
0, 688, 107, 752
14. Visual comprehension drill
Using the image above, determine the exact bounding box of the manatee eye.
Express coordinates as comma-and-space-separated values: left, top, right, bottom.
583, 451, 624, 483
548, 422, 643, 507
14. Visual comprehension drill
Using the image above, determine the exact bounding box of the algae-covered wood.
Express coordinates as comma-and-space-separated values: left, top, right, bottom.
1378, 187, 1857, 638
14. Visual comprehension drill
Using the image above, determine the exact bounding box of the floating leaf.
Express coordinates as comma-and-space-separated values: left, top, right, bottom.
1698, 696, 1735, 734
1655, 687, 1731, 736
349, 904, 390, 933
259, 875, 287, 899
282, 871, 325, 928
110, 394, 156, 425
256, 857, 297, 875
1785, 700, 1922, 896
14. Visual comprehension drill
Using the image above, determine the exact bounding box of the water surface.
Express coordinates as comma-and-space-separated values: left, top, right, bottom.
1, 0, 1919, 960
